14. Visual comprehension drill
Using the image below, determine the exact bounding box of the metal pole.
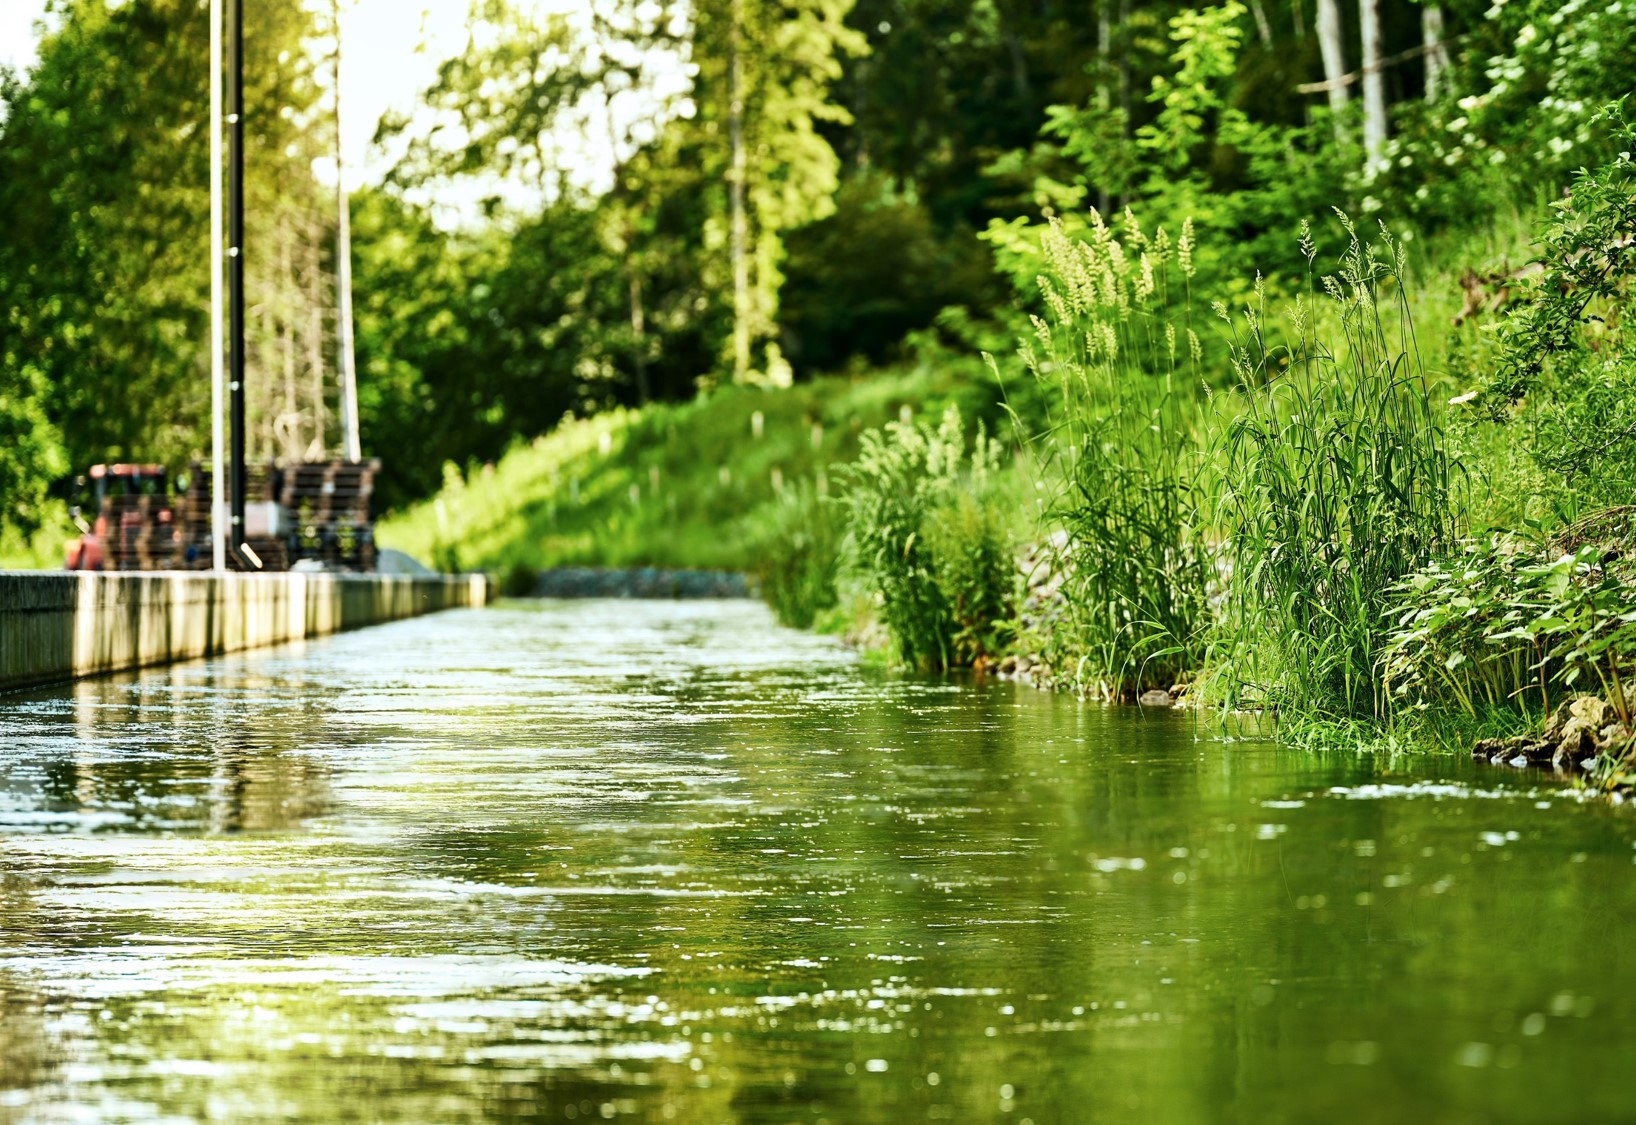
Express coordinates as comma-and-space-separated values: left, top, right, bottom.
333, 0, 362, 463
210, 0, 226, 572
228, 0, 252, 567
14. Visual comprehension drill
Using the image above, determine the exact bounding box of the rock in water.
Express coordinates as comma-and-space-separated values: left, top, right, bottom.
1138, 689, 1173, 708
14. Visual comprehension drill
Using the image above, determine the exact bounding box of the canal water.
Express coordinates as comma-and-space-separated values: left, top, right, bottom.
2, 600, 1634, 1124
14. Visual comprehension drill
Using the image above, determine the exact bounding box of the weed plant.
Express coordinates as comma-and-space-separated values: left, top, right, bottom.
1384, 539, 1636, 724
838, 406, 1013, 670
1214, 217, 1460, 720
1011, 210, 1212, 697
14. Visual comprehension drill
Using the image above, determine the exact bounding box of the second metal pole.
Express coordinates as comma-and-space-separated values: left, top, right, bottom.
210, 0, 225, 572
228, 0, 252, 567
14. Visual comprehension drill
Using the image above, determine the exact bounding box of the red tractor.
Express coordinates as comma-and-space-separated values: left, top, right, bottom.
64, 464, 177, 571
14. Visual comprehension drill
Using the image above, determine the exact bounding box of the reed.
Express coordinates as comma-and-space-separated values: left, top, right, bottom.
1212, 216, 1459, 720
1010, 209, 1212, 697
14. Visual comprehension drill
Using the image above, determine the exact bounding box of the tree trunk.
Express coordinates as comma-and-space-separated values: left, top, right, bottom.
281, 218, 299, 465
1422, 4, 1449, 103
1248, 0, 1274, 48
1315, 0, 1348, 148
1359, 0, 1387, 170
628, 263, 650, 405
306, 212, 328, 461
1117, 0, 1131, 209
728, 0, 750, 384
1097, 0, 1111, 215
333, 0, 361, 461
1000, 11, 1032, 116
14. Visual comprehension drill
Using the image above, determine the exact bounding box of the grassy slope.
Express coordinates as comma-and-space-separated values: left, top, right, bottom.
375, 360, 1006, 577
376, 217, 1541, 584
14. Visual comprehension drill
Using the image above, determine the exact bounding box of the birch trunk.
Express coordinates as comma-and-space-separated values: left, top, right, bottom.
1248, 0, 1274, 48
728, 0, 750, 384
1096, 0, 1111, 215
1117, 0, 1131, 209
1422, 4, 1449, 103
1316, 0, 1348, 147
1359, 0, 1387, 170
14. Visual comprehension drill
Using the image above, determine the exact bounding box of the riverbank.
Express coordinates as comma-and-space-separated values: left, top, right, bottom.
0, 570, 491, 692
377, 139, 1636, 792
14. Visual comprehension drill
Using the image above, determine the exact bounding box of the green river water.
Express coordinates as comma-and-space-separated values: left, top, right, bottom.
1, 599, 1633, 1124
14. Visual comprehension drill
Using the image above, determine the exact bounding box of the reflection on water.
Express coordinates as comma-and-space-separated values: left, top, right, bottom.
2, 600, 1635, 1123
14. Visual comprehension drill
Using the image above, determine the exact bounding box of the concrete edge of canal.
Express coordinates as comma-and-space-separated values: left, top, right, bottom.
0, 570, 493, 692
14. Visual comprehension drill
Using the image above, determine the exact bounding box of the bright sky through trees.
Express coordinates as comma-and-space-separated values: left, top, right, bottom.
0, 0, 563, 189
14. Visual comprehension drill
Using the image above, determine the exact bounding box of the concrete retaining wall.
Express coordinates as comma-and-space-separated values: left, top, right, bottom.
0, 571, 491, 692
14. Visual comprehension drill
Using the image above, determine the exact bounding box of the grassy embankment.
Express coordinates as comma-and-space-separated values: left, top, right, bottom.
374, 358, 1016, 595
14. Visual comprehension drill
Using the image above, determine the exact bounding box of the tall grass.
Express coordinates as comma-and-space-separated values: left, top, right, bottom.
838, 406, 1014, 671
1012, 210, 1213, 697
1213, 217, 1459, 719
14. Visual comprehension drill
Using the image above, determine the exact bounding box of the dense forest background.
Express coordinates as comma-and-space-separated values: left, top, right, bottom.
1, 0, 1630, 537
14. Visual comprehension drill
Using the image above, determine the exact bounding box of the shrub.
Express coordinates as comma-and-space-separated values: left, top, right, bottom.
501, 562, 540, 597
1384, 538, 1636, 723
1475, 111, 1636, 518
838, 406, 1014, 670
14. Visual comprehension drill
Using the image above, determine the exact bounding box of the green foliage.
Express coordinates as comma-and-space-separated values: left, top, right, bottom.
0, 363, 67, 536
1014, 210, 1212, 697
983, 0, 1342, 345
1456, 112, 1636, 518
0, 0, 346, 532
838, 406, 1013, 670
1482, 109, 1636, 408
1383, 538, 1636, 721
1435, 0, 1636, 186
750, 483, 841, 629
1215, 218, 1460, 719
688, 0, 867, 380
779, 173, 1001, 375
1136, 1, 1246, 175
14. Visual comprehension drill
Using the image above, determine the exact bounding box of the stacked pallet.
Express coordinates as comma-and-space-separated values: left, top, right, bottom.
100, 495, 177, 571
174, 464, 288, 571
283, 460, 379, 571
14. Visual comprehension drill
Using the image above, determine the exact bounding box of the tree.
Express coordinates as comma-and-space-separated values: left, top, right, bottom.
688, 0, 866, 382
1359, 0, 1387, 169
0, 0, 337, 485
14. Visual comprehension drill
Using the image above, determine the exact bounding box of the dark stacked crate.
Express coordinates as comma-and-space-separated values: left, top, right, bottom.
173, 468, 214, 569
174, 464, 290, 572
283, 459, 378, 571
100, 494, 177, 571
